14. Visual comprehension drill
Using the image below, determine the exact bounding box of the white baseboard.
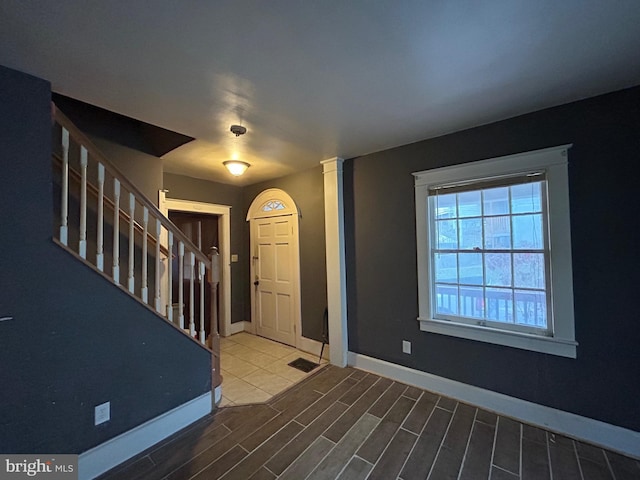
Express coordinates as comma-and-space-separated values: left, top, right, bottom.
348, 352, 640, 460
229, 321, 254, 335
78, 392, 212, 480
214, 385, 222, 406
229, 322, 244, 335
298, 335, 330, 361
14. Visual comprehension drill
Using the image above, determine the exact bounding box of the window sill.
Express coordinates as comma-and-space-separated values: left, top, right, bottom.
418, 317, 577, 358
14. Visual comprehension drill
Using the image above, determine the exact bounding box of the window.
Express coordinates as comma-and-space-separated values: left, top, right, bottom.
414, 145, 577, 357
261, 200, 286, 212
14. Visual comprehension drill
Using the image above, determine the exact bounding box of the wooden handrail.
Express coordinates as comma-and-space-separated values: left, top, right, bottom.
54, 107, 210, 267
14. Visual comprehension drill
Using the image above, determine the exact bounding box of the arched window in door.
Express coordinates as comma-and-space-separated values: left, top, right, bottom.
247, 189, 300, 220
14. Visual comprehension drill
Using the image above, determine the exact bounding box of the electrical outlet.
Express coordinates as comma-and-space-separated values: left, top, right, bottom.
95, 401, 110, 425
402, 340, 411, 354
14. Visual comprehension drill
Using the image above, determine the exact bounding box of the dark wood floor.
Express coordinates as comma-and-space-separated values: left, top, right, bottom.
100, 365, 640, 480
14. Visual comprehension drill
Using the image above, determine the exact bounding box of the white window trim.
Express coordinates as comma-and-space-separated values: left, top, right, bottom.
414, 145, 577, 358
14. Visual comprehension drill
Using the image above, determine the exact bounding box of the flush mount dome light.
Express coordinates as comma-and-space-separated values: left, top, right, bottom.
223, 160, 250, 176
230, 125, 247, 136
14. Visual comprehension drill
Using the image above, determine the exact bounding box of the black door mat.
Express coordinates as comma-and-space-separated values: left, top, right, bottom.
288, 357, 319, 373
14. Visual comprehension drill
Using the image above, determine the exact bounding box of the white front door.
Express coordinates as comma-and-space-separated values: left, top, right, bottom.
253, 215, 296, 346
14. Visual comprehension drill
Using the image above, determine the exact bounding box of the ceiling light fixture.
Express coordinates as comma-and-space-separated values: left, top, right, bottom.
223, 160, 250, 176
230, 125, 247, 136
224, 124, 250, 175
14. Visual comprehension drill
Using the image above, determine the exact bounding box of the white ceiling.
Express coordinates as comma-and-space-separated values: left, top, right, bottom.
2, 1, 640, 186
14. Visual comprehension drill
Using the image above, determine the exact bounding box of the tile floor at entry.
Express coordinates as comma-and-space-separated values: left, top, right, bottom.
220, 332, 328, 406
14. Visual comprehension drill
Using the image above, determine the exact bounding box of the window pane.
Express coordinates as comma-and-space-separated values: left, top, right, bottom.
436, 193, 457, 218
429, 178, 550, 332
459, 253, 483, 285
458, 191, 481, 217
485, 288, 513, 323
514, 253, 545, 288
511, 182, 542, 214
459, 218, 482, 250
436, 220, 458, 249
485, 253, 512, 287
484, 216, 511, 249
436, 284, 458, 315
459, 286, 484, 318
435, 253, 458, 283
515, 290, 547, 327
483, 187, 509, 215
513, 214, 543, 249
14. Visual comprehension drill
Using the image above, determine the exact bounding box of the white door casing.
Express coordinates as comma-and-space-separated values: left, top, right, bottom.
247, 189, 301, 347
159, 192, 232, 337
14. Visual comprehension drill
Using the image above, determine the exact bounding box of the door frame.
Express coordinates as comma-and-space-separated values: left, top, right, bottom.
247, 189, 302, 348
159, 191, 232, 337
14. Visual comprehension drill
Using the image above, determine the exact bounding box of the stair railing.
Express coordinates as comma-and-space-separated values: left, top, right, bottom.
51, 105, 221, 392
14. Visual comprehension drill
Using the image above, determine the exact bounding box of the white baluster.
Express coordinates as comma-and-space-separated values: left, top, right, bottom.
189, 251, 195, 337
96, 163, 105, 271
167, 231, 173, 321
178, 241, 184, 329
113, 179, 120, 284
154, 219, 162, 313
141, 207, 149, 303
79, 146, 88, 258
128, 192, 136, 294
59, 128, 69, 245
199, 260, 206, 344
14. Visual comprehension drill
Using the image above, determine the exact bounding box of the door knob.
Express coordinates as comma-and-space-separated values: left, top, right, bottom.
254, 280, 260, 286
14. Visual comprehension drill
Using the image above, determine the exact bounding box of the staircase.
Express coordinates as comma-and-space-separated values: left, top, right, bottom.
51, 105, 221, 401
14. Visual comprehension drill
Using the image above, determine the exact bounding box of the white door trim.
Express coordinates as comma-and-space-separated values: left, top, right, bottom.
247, 189, 302, 348
321, 158, 348, 367
159, 192, 232, 337
246, 188, 301, 220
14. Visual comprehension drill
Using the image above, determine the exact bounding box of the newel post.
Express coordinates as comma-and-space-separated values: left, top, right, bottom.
208, 246, 222, 401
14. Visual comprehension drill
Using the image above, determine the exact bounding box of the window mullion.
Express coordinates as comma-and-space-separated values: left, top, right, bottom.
509, 186, 515, 324
430, 196, 437, 319
480, 189, 486, 321
541, 180, 553, 334
455, 193, 461, 316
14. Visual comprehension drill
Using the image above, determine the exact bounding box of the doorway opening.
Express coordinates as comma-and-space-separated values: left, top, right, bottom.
168, 211, 220, 338
159, 193, 232, 337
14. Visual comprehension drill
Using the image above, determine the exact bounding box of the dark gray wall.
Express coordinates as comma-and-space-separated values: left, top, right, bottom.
0, 65, 211, 454
243, 166, 327, 341
92, 138, 164, 204
163, 173, 246, 324
345, 86, 640, 432
52, 94, 165, 206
